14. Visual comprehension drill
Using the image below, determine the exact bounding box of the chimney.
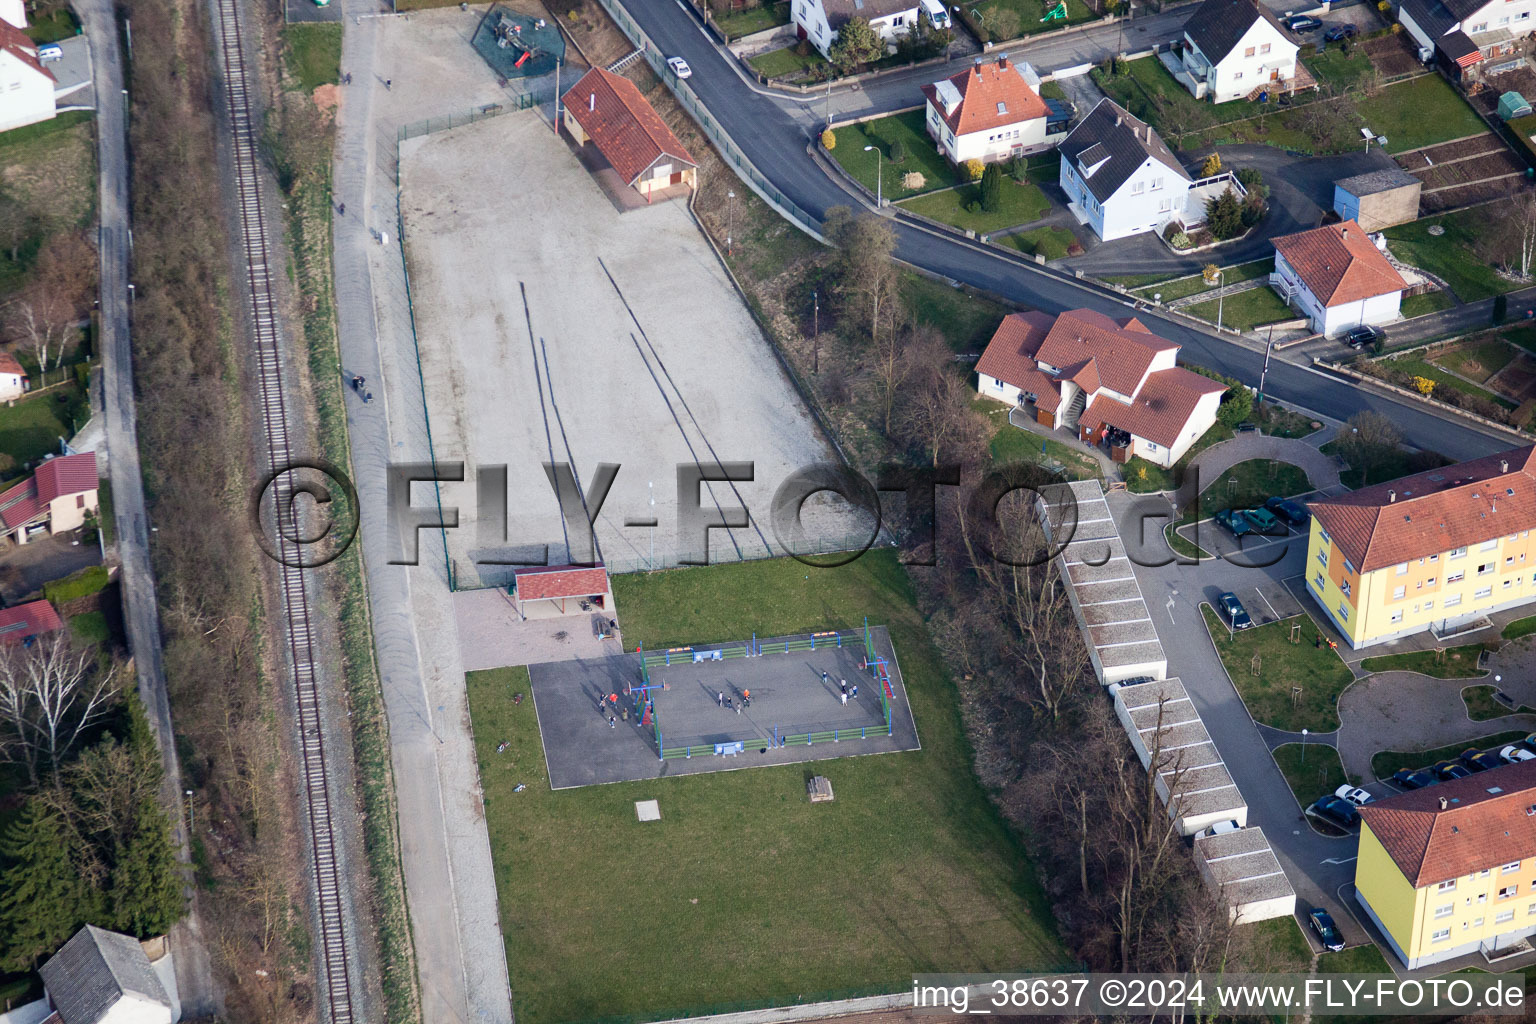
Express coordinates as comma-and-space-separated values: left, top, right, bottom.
1341, 227, 1349, 239
997, 54, 1009, 71
589, 92, 595, 111
1115, 114, 1123, 126
1388, 489, 1396, 503
1439, 796, 1449, 810
1502, 459, 1510, 473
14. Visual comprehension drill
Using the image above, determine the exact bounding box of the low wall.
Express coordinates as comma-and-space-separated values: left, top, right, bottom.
726, 22, 796, 58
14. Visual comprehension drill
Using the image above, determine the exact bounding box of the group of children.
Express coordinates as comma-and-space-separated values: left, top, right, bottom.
822, 671, 858, 705
716, 689, 751, 714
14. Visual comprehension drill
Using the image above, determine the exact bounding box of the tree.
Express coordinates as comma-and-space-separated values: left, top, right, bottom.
1150, 92, 1212, 149
828, 16, 883, 72
961, 157, 985, 182
822, 206, 899, 344
1477, 192, 1536, 281
0, 799, 95, 972
0, 635, 119, 788
0, 188, 35, 264
1335, 410, 1402, 487
980, 163, 1003, 212
894, 326, 989, 466
1199, 153, 1222, 177
888, 138, 907, 164
821, 127, 836, 150
1204, 187, 1244, 240
4, 232, 94, 382
1295, 94, 1357, 151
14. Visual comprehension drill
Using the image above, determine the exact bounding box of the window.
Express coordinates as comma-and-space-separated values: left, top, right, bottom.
1476, 586, 1493, 600
1345, 559, 1356, 575
1394, 586, 1406, 600
1158, 198, 1172, 212
1314, 572, 1325, 590
1435, 903, 1454, 918
1430, 553, 1439, 562
1147, 441, 1159, 451
1338, 604, 1350, 622
1499, 886, 1518, 899
1396, 563, 1408, 575
1482, 539, 1499, 551
1150, 177, 1164, 191
1428, 577, 1437, 586
1479, 872, 1491, 882
1426, 599, 1435, 609
1131, 181, 1145, 194
1498, 909, 1516, 923
75, 495, 84, 509
1473, 916, 1485, 927
1500, 15, 1511, 25
1446, 594, 1462, 607
1320, 528, 1332, 546
1260, 43, 1271, 54
1472, 21, 1488, 32
1451, 547, 1467, 559
1244, 46, 1256, 57
1478, 562, 1495, 576
1317, 549, 1328, 567
1507, 556, 1516, 565
1433, 928, 1451, 942
1448, 571, 1465, 584
1234, 71, 1244, 80
1438, 880, 1458, 893
1506, 579, 1514, 589
1341, 581, 1352, 597
1390, 609, 1403, 624
1504, 862, 1521, 872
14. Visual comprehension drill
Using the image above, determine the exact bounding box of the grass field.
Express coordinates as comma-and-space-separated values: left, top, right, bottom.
1359, 644, 1485, 678
1318, 439, 1449, 490
1002, 225, 1077, 260
903, 272, 1010, 351
0, 111, 97, 296
1431, 338, 1515, 383
285, 23, 341, 92
1092, 56, 1265, 134
1385, 210, 1521, 302
1272, 741, 1348, 809
1306, 44, 1373, 93
1370, 729, 1530, 780
25, 8, 79, 43
1202, 608, 1354, 732
1183, 286, 1294, 331
827, 112, 957, 201
0, 382, 87, 482
1505, 613, 1536, 639
1355, 74, 1485, 154
980, 403, 1102, 480
1191, 459, 1311, 517
748, 44, 828, 80
898, 178, 1050, 234
1133, 260, 1271, 302
967, 0, 1097, 41
1463, 684, 1536, 721
716, 1, 790, 38
1399, 289, 1453, 319
469, 554, 1069, 1024
1387, 357, 1515, 409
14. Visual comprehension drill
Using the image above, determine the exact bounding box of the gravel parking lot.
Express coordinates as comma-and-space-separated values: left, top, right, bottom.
400, 113, 851, 585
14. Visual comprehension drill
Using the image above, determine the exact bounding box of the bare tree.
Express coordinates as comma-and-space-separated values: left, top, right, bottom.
1151, 91, 1212, 150
1477, 191, 1536, 281
1334, 409, 1402, 487
895, 325, 988, 465
870, 322, 913, 436
822, 205, 899, 343
0, 636, 119, 788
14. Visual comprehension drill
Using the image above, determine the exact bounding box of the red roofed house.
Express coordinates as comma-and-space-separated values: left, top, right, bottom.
921, 56, 1050, 166
0, 451, 99, 545
1270, 219, 1406, 338
0, 17, 57, 134
511, 563, 613, 620
562, 67, 697, 204
976, 309, 1227, 468
0, 597, 62, 645
0, 350, 28, 401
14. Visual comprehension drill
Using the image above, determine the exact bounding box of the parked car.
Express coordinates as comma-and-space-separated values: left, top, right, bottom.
666, 56, 693, 79
1324, 23, 1358, 41
37, 42, 62, 63
1266, 496, 1311, 526
1214, 508, 1253, 537
1345, 324, 1383, 350
1284, 14, 1324, 31
1242, 506, 1288, 536
1313, 795, 1359, 828
1523, 733, 1536, 754
1434, 760, 1473, 781
1391, 768, 1438, 790
1309, 908, 1346, 952
1218, 591, 1253, 630
1500, 745, 1536, 764
1335, 784, 1375, 807
1460, 748, 1501, 772
1201, 819, 1242, 838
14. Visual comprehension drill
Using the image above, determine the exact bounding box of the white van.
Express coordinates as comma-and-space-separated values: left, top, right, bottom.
919, 0, 951, 30
37, 43, 62, 64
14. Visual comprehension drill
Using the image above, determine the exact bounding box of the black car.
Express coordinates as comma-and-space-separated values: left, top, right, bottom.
1324, 23, 1358, 41
1460, 749, 1502, 772
1266, 495, 1311, 526
1313, 795, 1359, 828
1284, 14, 1323, 31
1434, 760, 1473, 781
1219, 591, 1254, 630
1345, 324, 1383, 350
1214, 508, 1253, 538
1392, 768, 1438, 790
1236, 421, 1258, 433
1309, 908, 1346, 952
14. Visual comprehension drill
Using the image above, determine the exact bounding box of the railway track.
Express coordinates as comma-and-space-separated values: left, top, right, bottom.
211, 0, 357, 1020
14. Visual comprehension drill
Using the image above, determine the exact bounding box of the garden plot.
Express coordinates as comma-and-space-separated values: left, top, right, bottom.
1396, 132, 1530, 212
1359, 35, 1423, 79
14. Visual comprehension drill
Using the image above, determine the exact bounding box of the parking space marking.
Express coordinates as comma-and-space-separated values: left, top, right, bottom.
1254, 587, 1282, 622
1080, 596, 1144, 607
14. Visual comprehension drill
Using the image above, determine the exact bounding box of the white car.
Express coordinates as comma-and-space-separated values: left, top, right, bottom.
1335, 784, 1375, 807
1500, 745, 1536, 764
37, 43, 62, 63
1200, 820, 1241, 839
666, 56, 692, 79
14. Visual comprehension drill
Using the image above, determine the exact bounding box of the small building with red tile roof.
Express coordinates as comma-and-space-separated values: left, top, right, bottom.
512, 563, 612, 620
0, 451, 99, 545
0, 350, 28, 401
975, 309, 1226, 468
561, 67, 697, 204
0, 598, 62, 645
921, 56, 1050, 166
1270, 219, 1406, 337
1354, 759, 1536, 968
0, 18, 57, 134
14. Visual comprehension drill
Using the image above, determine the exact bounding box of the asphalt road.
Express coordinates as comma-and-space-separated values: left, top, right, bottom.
75, 0, 215, 1011
625, 1, 1515, 463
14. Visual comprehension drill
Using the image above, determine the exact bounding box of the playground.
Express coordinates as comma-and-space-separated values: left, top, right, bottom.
528, 624, 919, 788
470, 5, 565, 80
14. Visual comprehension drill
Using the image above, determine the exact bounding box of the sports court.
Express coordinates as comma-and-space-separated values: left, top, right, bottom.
527, 625, 919, 788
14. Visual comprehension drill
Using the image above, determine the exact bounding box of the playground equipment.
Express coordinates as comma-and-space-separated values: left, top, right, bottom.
1040, 0, 1067, 20
494, 12, 542, 68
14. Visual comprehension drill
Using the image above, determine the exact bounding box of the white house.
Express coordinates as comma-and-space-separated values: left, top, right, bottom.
1171, 0, 1300, 103
920, 56, 1049, 165
792, 0, 921, 57
36, 925, 177, 1024
0, 20, 56, 134
0, 350, 28, 400
1270, 220, 1407, 337
1057, 98, 1194, 242
0, 450, 99, 544
1399, 0, 1527, 77
0, 0, 25, 30
975, 308, 1227, 467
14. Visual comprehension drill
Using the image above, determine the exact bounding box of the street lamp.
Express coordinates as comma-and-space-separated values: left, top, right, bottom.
863, 145, 883, 207
1213, 267, 1226, 330
1301, 728, 1309, 765
185, 789, 194, 833
726, 190, 735, 257
648, 481, 655, 570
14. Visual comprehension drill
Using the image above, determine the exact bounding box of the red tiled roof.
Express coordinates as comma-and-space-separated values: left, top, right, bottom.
0, 21, 56, 84
0, 453, 97, 532
0, 599, 62, 645
1359, 760, 1536, 888
975, 311, 1059, 409
0, 478, 41, 531
1034, 309, 1177, 397
0, 352, 26, 377
1080, 367, 1226, 447
1272, 219, 1405, 307
563, 67, 696, 186
514, 564, 610, 602
1308, 445, 1536, 572
921, 57, 1049, 138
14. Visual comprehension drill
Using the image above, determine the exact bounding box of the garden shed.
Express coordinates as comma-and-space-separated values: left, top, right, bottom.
1499, 91, 1533, 120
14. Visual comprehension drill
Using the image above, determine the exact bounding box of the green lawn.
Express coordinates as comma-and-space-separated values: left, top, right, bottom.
1183, 286, 1295, 331
1432, 338, 1516, 384
1189, 459, 1311, 517
1103, 270, 1180, 289
903, 272, 1011, 352
716, 1, 790, 39
25, 8, 80, 44
898, 179, 1050, 234
1370, 729, 1531, 780
285, 23, 341, 92
469, 554, 1069, 1024
0, 383, 86, 483
1201, 608, 1355, 732
1306, 44, 1373, 93
1244, 915, 1313, 972
1124, 422, 1235, 493
826, 112, 956, 201
1318, 439, 1450, 490
68, 610, 110, 647
748, 44, 827, 80
97, 478, 114, 545
1502, 324, 1536, 355
1253, 402, 1319, 438
981, 404, 1102, 481
1355, 74, 1485, 154
1399, 289, 1454, 319
1092, 56, 1265, 134
1504, 613, 1536, 639
1133, 260, 1272, 302
0, 111, 96, 295
1318, 943, 1393, 974
1002, 225, 1077, 260
1385, 210, 1522, 302
1272, 741, 1348, 809
1383, 357, 1514, 409
1463, 684, 1536, 721
967, 0, 1097, 42
1360, 644, 1485, 678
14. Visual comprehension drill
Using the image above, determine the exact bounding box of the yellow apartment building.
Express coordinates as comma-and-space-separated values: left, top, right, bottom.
1307, 445, 1536, 649
1355, 760, 1536, 968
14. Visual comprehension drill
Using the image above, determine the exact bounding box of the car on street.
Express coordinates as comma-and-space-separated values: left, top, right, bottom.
1460, 748, 1501, 772
1324, 23, 1358, 41
1218, 591, 1253, 630
1284, 14, 1324, 31
1312, 795, 1359, 828
1214, 508, 1253, 537
1434, 760, 1473, 781
1345, 324, 1383, 350
1392, 768, 1438, 790
1266, 496, 1311, 526
1335, 784, 1375, 807
1309, 908, 1346, 951
1242, 506, 1288, 536
1501, 745, 1536, 764
666, 56, 692, 79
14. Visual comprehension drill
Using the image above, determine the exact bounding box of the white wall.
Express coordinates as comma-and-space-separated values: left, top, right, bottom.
977, 372, 1022, 407
1165, 389, 1223, 465
1097, 160, 1188, 241
0, 51, 55, 134
944, 115, 1047, 164
794, 1, 918, 57
1207, 20, 1297, 103
1319, 289, 1402, 337
0, 0, 24, 30
0, 370, 24, 401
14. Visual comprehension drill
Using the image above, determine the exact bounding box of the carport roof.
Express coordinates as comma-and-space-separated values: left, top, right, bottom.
0, 598, 62, 644
563, 67, 697, 186
514, 564, 611, 601
1195, 827, 1294, 901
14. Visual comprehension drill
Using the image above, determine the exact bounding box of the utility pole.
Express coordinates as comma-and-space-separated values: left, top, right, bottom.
813, 290, 820, 373
727, 189, 735, 257
554, 59, 561, 134
1258, 325, 1275, 404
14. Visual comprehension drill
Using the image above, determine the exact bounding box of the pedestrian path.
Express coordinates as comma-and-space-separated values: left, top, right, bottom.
1175, 433, 1342, 509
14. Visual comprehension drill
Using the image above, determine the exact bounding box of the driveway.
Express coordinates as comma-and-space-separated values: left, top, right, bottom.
0, 530, 102, 604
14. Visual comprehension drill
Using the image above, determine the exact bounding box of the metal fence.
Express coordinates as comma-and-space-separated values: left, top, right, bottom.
396, 94, 549, 147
